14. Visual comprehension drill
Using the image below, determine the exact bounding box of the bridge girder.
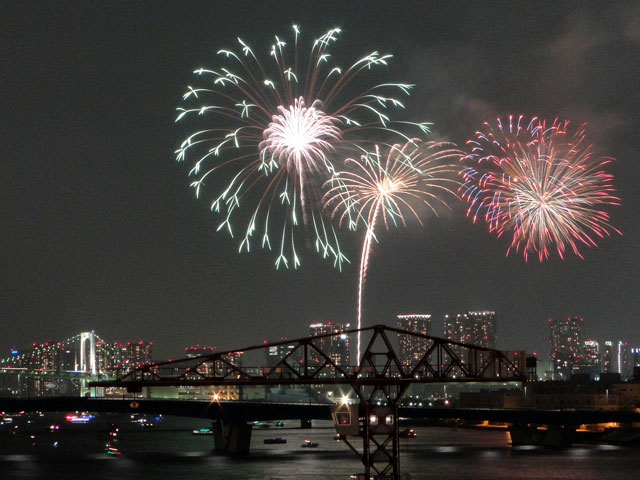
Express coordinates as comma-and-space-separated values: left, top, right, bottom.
90, 324, 526, 390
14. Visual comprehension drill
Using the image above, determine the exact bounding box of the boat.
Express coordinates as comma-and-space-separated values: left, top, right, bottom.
264, 437, 287, 444
301, 440, 319, 448
400, 428, 417, 438
192, 428, 214, 435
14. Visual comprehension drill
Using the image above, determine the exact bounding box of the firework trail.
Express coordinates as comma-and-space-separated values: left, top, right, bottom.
175, 25, 430, 269
459, 115, 621, 261
324, 141, 460, 359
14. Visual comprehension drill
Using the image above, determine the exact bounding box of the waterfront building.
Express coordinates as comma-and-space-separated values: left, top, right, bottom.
396, 314, 432, 368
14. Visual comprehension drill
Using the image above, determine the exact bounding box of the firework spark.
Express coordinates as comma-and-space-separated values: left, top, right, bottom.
324, 140, 460, 359
175, 25, 429, 269
459, 115, 621, 261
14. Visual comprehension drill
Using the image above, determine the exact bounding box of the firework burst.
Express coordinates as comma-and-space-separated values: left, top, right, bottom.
324, 140, 460, 358
175, 25, 430, 269
459, 115, 621, 261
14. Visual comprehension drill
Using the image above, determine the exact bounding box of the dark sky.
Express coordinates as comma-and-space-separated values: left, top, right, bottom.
2, 1, 638, 360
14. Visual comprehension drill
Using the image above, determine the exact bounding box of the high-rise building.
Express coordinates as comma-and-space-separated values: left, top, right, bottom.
309, 322, 351, 368
576, 339, 601, 378
632, 347, 640, 380
602, 341, 616, 374
184, 345, 218, 377
443, 314, 464, 344
265, 337, 298, 367
444, 311, 497, 349
465, 311, 497, 348
127, 341, 153, 367
548, 317, 585, 380
185, 345, 218, 358
397, 314, 431, 368
619, 342, 633, 380
443, 314, 465, 359
602, 341, 634, 380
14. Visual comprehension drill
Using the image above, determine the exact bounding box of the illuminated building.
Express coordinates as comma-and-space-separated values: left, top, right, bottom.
632, 348, 640, 380
465, 311, 497, 348
602, 341, 616, 374
397, 314, 431, 367
576, 339, 601, 379
185, 345, 218, 358
443, 313, 465, 359
548, 317, 585, 380
603, 341, 634, 380
619, 342, 633, 380
444, 311, 497, 349
184, 345, 218, 376
265, 337, 297, 367
126, 341, 153, 367
309, 321, 351, 368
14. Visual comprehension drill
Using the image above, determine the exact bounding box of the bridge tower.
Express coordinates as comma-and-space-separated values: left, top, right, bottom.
333, 326, 410, 479
78, 331, 97, 375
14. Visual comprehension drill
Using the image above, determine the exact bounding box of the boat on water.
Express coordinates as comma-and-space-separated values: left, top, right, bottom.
301, 440, 319, 448
192, 428, 213, 435
264, 437, 287, 444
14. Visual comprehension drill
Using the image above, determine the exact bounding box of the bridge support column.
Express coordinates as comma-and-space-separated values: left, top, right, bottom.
212, 420, 252, 454
509, 424, 575, 447
335, 397, 405, 479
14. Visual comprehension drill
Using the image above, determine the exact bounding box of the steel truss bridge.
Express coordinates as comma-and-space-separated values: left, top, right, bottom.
91, 324, 526, 479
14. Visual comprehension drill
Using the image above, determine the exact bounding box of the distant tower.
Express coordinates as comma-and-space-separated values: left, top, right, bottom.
79, 331, 97, 375
396, 314, 431, 368
548, 317, 585, 380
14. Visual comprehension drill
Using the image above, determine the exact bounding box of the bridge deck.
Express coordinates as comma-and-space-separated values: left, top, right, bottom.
2, 397, 639, 425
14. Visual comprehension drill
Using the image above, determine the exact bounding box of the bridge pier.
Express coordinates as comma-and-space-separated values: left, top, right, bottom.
509, 424, 575, 447
212, 420, 253, 454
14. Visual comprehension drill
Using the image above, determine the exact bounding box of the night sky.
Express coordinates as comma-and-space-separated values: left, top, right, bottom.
2, 1, 638, 360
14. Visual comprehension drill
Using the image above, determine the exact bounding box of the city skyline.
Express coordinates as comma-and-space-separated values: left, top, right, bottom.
2, 1, 639, 360
4, 312, 638, 374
